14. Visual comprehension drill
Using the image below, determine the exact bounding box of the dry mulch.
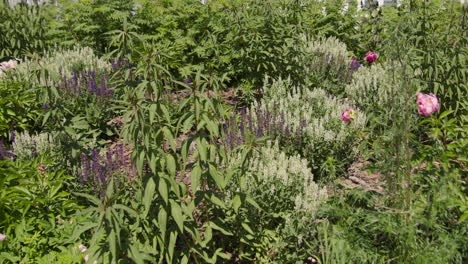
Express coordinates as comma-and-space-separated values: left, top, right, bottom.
335, 158, 386, 194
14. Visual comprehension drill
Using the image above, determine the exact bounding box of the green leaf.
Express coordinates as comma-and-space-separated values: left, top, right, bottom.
232, 194, 241, 213
74, 192, 101, 206
159, 177, 168, 204
167, 231, 177, 261
109, 230, 117, 262
165, 154, 176, 178
170, 200, 184, 233
158, 207, 167, 238
241, 222, 254, 235
208, 163, 225, 189
163, 127, 176, 152
209, 194, 226, 209
68, 222, 99, 242
190, 164, 202, 193
196, 138, 207, 161
137, 149, 145, 176
209, 220, 233, 236
149, 103, 157, 124
143, 178, 156, 217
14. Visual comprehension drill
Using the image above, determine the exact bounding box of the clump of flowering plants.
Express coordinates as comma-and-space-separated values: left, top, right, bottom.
251, 77, 366, 181
56, 69, 113, 100
222, 107, 305, 150
79, 142, 135, 197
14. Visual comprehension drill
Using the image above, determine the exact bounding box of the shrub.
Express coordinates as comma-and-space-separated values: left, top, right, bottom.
0, 3, 50, 59
0, 81, 42, 140
48, 0, 135, 53
0, 158, 82, 263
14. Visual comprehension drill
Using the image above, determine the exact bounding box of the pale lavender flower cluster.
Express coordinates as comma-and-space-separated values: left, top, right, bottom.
222, 107, 306, 149
57, 69, 113, 99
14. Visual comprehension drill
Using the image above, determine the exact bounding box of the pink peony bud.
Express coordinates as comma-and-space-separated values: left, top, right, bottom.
0, 233, 6, 241
341, 109, 356, 122
364, 51, 378, 64
78, 244, 87, 253
416, 93, 440, 116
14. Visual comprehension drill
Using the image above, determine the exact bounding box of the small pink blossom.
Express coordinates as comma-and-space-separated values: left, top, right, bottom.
364, 51, 378, 64
307, 257, 317, 263
93, 261, 97, 264
37, 164, 46, 172
84, 254, 89, 262
0, 60, 18, 71
78, 244, 87, 253
417, 93, 440, 116
341, 109, 356, 122
0, 233, 6, 241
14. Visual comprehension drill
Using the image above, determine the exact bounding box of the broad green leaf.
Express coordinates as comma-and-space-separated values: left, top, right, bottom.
165, 154, 176, 177
159, 177, 168, 204
158, 207, 167, 239
190, 164, 202, 193
170, 200, 184, 233
232, 194, 241, 213
143, 178, 156, 217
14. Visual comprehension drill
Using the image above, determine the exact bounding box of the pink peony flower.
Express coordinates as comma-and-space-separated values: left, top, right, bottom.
364, 51, 378, 64
0, 60, 18, 71
341, 109, 356, 122
417, 93, 440, 116
0, 233, 6, 241
78, 244, 87, 253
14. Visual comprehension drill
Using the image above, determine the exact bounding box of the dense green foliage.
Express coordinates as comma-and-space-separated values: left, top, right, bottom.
0, 0, 466, 263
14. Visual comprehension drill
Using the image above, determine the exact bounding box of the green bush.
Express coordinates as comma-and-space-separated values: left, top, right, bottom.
0, 158, 83, 263
0, 81, 42, 140
0, 3, 50, 59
